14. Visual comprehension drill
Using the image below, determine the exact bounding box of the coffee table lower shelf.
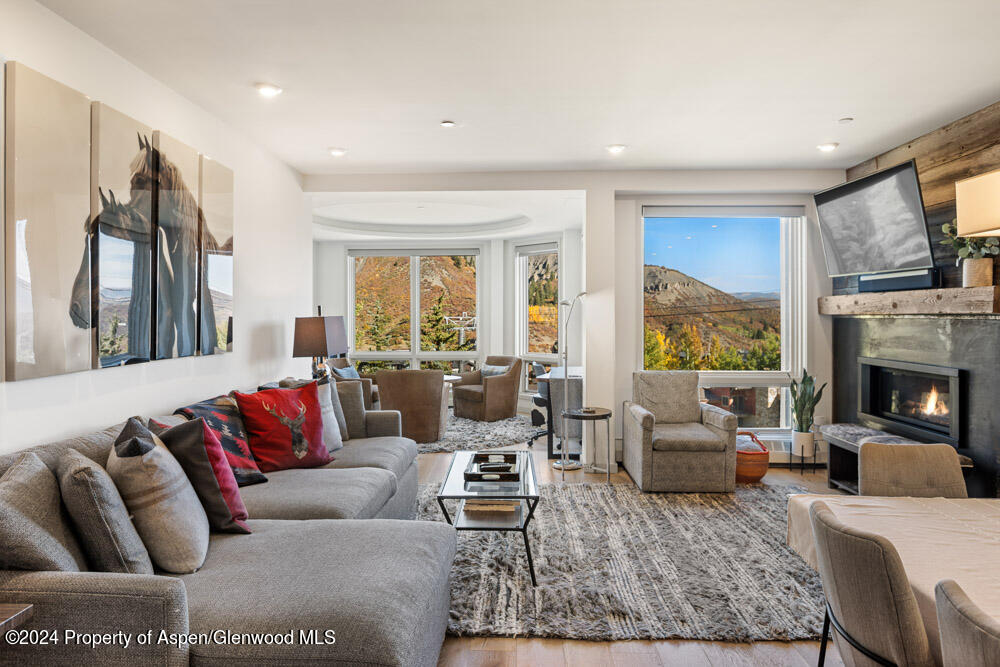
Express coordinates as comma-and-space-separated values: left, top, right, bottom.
437, 496, 540, 586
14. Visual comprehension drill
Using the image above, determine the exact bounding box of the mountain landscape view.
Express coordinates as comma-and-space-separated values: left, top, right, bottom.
527, 252, 558, 354
643, 265, 780, 371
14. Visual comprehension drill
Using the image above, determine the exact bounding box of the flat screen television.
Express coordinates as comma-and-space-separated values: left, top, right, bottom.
814, 160, 935, 278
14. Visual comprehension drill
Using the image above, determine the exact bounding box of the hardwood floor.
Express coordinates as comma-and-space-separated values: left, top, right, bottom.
422, 443, 844, 667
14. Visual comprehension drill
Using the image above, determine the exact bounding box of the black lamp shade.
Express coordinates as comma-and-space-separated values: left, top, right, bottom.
293, 316, 348, 358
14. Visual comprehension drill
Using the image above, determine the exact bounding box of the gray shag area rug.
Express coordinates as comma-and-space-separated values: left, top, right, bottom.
418, 482, 824, 641
418, 409, 537, 454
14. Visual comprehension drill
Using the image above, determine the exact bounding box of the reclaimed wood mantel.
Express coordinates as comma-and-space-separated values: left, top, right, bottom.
818, 286, 1000, 316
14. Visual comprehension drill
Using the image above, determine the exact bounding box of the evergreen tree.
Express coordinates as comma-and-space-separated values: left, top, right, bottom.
421, 293, 458, 351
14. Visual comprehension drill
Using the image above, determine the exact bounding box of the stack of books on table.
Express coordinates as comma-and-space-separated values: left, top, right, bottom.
463, 498, 520, 513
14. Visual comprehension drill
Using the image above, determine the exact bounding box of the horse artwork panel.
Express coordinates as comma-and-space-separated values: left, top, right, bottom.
3, 62, 92, 381
72, 103, 154, 368
153, 131, 203, 360
199, 156, 234, 355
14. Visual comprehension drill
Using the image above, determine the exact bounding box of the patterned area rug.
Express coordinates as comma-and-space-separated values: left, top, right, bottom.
418, 482, 824, 641
418, 410, 537, 453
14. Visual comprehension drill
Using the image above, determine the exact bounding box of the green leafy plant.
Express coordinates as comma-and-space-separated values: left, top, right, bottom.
790, 369, 826, 433
941, 221, 999, 266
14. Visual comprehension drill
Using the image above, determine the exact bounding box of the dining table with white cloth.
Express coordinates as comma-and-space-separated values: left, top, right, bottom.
786, 494, 1000, 665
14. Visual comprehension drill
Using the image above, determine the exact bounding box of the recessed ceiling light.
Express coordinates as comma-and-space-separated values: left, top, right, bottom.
606, 144, 627, 155
255, 82, 283, 98
328, 147, 347, 157
440, 120, 457, 128
838, 117, 854, 124
817, 142, 840, 152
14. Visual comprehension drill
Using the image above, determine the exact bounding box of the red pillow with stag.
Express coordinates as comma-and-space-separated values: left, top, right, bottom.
232, 383, 330, 472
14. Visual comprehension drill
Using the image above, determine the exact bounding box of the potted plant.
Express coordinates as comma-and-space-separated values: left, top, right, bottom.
941, 221, 999, 287
790, 369, 826, 459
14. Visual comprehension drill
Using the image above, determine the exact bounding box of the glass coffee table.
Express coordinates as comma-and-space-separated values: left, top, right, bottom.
437, 450, 540, 586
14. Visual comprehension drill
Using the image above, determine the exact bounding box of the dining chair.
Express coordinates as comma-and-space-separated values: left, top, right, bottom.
810, 501, 935, 667
859, 442, 968, 497
935, 579, 1000, 667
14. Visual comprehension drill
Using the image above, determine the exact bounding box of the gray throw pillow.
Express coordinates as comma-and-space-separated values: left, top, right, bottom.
279, 377, 345, 451
106, 418, 210, 574
335, 381, 368, 440
57, 449, 153, 574
0, 452, 88, 572
480, 364, 510, 378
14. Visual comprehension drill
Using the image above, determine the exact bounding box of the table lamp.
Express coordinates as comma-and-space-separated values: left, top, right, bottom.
293, 313, 348, 378
956, 169, 1000, 237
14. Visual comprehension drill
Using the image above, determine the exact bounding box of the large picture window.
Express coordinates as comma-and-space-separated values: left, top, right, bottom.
643, 217, 781, 372
641, 210, 806, 430
350, 250, 479, 371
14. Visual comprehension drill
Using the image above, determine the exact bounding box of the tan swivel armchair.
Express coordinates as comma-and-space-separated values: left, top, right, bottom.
623, 371, 737, 492
858, 442, 968, 497
452, 356, 522, 422
374, 370, 449, 443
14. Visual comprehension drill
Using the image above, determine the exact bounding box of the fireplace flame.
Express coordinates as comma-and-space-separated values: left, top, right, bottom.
922, 385, 949, 417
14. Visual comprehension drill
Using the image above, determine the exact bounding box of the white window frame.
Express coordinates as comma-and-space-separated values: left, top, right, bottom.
514, 241, 561, 392
346, 247, 483, 370
639, 204, 808, 433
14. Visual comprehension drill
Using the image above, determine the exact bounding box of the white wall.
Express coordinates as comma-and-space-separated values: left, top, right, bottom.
0, 0, 312, 454
304, 169, 845, 472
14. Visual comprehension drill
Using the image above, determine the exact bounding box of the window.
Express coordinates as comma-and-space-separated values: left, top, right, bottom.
641, 209, 806, 431
349, 250, 479, 369
354, 256, 411, 352
515, 243, 560, 392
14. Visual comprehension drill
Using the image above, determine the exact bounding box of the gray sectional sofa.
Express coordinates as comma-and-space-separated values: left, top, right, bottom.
0, 406, 455, 666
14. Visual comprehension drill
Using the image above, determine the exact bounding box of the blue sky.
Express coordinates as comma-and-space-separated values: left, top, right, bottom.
644, 217, 780, 294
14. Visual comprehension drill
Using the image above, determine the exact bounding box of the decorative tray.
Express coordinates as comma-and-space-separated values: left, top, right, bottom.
463, 452, 523, 482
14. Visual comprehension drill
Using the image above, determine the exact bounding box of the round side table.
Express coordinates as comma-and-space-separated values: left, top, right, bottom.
561, 407, 613, 483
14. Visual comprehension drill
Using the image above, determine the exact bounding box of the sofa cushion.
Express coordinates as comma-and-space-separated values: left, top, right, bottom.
176, 396, 268, 486
107, 419, 210, 574
335, 381, 368, 440
238, 467, 397, 520
323, 437, 417, 480
234, 383, 331, 472
149, 418, 250, 534
0, 452, 88, 572
180, 519, 456, 665
56, 449, 154, 573
453, 384, 484, 402
331, 364, 361, 380
652, 422, 726, 452
633, 371, 701, 424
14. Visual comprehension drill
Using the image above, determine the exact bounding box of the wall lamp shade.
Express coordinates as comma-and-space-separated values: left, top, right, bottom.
956, 169, 1000, 237
293, 316, 348, 358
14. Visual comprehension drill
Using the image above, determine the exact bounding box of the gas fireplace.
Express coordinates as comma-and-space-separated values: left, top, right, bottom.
857, 357, 961, 446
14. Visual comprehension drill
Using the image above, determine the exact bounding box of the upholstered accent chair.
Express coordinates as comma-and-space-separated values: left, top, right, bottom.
375, 370, 449, 444
623, 371, 737, 492
330, 358, 379, 409
859, 442, 968, 498
936, 579, 1000, 667
453, 356, 522, 422
809, 501, 936, 667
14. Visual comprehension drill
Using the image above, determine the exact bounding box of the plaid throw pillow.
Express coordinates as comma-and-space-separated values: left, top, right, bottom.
175, 396, 267, 486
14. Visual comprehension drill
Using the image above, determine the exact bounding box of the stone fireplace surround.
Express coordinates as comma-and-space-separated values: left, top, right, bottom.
832, 315, 999, 497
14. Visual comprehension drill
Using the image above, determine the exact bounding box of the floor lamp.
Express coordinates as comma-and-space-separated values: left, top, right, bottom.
553, 291, 585, 480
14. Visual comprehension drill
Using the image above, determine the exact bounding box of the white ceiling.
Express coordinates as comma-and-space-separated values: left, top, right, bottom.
311, 190, 585, 241
41, 0, 1000, 175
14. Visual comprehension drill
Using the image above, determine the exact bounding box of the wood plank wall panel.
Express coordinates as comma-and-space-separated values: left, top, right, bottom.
835, 99, 1000, 294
